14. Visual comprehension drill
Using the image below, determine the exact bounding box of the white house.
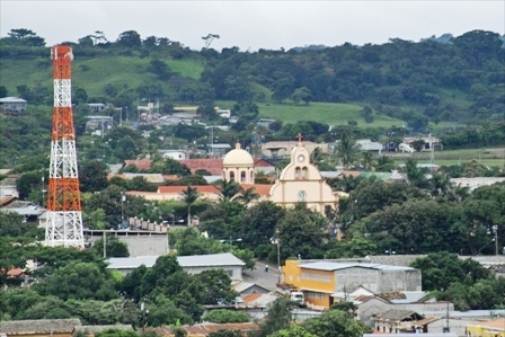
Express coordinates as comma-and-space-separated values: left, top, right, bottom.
0, 97, 27, 115
158, 149, 189, 161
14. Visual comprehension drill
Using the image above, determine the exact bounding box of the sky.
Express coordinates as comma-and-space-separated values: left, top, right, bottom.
0, 0, 504, 50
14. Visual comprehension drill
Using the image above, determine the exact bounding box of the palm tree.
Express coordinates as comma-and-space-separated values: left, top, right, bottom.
217, 180, 241, 200
181, 186, 199, 227
337, 129, 356, 168
237, 187, 259, 204
361, 151, 374, 171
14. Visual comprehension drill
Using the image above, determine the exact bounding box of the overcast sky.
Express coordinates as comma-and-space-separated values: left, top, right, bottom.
0, 1, 503, 50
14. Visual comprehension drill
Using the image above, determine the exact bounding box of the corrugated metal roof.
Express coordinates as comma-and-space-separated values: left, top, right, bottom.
300, 262, 415, 272
0, 97, 27, 103
0, 319, 81, 334
107, 253, 245, 270
177, 253, 245, 267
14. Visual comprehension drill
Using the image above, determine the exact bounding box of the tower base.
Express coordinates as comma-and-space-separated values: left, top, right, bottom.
44, 211, 84, 248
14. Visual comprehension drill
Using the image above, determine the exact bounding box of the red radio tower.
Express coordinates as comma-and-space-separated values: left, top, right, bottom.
45, 45, 84, 248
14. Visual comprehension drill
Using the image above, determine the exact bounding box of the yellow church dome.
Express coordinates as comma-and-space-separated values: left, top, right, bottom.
223, 143, 254, 167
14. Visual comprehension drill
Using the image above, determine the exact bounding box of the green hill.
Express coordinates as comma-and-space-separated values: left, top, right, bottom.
0, 55, 204, 97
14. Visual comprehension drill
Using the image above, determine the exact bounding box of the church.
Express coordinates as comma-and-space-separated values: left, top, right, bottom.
221, 139, 340, 215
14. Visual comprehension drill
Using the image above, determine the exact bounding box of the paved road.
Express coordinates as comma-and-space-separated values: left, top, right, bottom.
243, 261, 281, 291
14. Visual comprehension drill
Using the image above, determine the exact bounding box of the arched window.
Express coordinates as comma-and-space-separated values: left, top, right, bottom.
302, 167, 308, 179
229, 171, 235, 182
250, 171, 254, 182
240, 170, 246, 183
295, 167, 301, 179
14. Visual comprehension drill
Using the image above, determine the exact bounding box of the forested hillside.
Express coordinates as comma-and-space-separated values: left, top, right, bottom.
1, 29, 504, 126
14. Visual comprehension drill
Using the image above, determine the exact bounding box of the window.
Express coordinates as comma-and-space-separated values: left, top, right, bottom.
240, 170, 246, 182
295, 167, 301, 179
302, 166, 308, 179
229, 171, 235, 181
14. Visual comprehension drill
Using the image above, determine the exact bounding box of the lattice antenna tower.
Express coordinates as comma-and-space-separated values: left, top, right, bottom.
44, 45, 84, 248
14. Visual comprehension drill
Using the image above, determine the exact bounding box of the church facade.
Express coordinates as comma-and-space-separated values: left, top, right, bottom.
223, 140, 339, 215
268, 140, 339, 214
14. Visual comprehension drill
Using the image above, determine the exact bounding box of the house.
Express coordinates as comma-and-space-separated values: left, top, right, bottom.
0, 97, 27, 115
180, 158, 223, 176
215, 107, 231, 119
356, 139, 383, 153
0, 199, 46, 222
403, 135, 442, 152
127, 185, 221, 202
150, 322, 259, 337
261, 141, 329, 159
257, 118, 277, 129
107, 253, 246, 280
123, 159, 153, 171
208, 143, 232, 157
0, 173, 19, 198
73, 325, 133, 337
85, 115, 113, 135
281, 259, 422, 310
373, 309, 436, 333
0, 319, 81, 337
233, 281, 271, 297
254, 159, 276, 175
363, 334, 457, 337
87, 103, 107, 113
158, 149, 189, 161
113, 173, 165, 184
450, 177, 505, 192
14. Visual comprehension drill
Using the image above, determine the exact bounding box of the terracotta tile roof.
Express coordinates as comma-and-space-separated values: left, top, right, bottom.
0, 195, 16, 206
7, 267, 24, 278
240, 184, 273, 197
124, 159, 152, 171
242, 293, 262, 303
158, 185, 220, 194
254, 159, 274, 167
151, 322, 259, 337
181, 159, 223, 176
475, 318, 505, 330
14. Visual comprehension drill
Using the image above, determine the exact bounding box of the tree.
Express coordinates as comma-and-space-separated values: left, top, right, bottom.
360, 106, 374, 123
182, 186, 199, 226
277, 206, 328, 260
291, 87, 312, 105
241, 201, 285, 249
148, 59, 172, 80
91, 237, 129, 258
203, 309, 249, 323
236, 187, 259, 204
7, 28, 45, 46
208, 331, 242, 337
337, 129, 356, 168
217, 180, 242, 200
80, 160, 108, 192
411, 252, 490, 291
145, 295, 192, 326
0, 86, 7, 98
258, 297, 292, 337
116, 30, 142, 48
189, 270, 236, 305
303, 310, 366, 337
151, 158, 190, 176
269, 325, 317, 337
35, 262, 117, 301
16, 171, 44, 200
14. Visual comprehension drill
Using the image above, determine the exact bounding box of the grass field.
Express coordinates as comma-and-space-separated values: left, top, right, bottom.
388, 147, 505, 167
216, 100, 405, 127
0, 56, 204, 97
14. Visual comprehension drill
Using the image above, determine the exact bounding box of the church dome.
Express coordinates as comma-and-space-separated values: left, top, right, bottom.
223, 143, 254, 167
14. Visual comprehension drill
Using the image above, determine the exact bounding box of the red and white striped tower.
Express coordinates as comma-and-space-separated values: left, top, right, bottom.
45, 45, 84, 248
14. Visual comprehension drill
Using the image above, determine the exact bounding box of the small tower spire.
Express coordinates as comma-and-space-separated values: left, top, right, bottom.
297, 133, 303, 146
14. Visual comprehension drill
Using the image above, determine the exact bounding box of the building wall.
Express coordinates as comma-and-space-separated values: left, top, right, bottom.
428, 319, 479, 337
5, 334, 71, 337
183, 266, 243, 281
86, 233, 168, 257
466, 323, 505, 337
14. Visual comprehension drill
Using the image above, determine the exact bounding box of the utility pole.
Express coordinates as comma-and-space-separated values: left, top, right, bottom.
102, 230, 107, 258
493, 225, 499, 256
121, 193, 126, 229
41, 176, 46, 208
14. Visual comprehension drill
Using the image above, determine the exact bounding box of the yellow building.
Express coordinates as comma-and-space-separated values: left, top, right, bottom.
466, 318, 505, 337
281, 259, 422, 310
269, 139, 339, 214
